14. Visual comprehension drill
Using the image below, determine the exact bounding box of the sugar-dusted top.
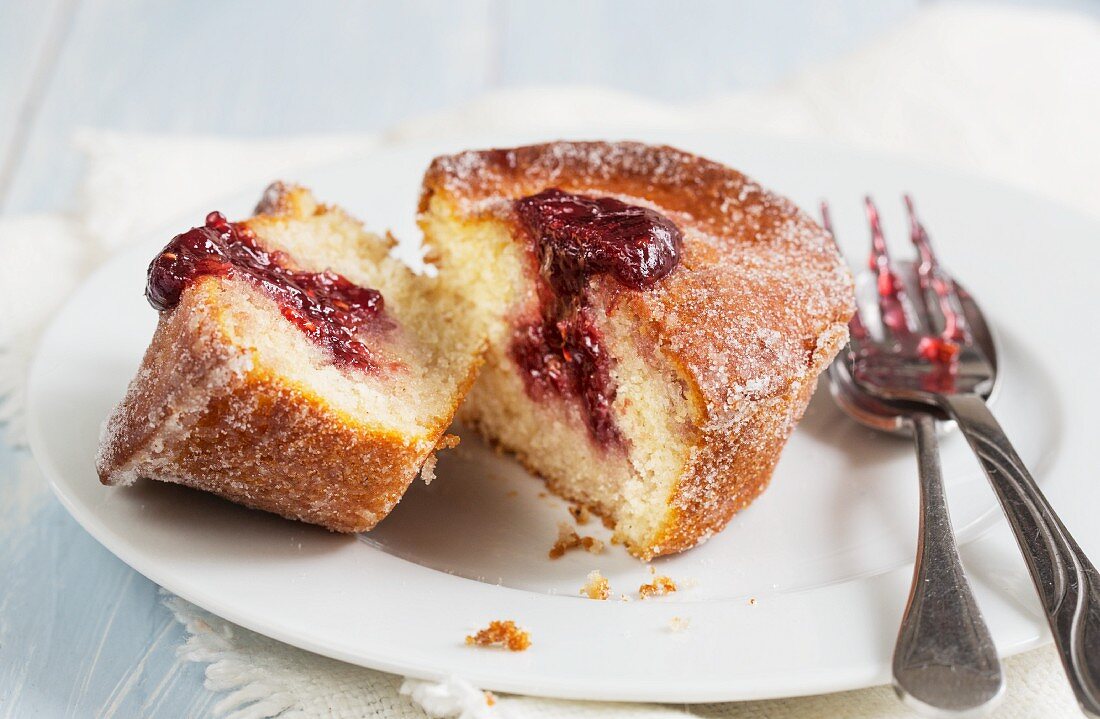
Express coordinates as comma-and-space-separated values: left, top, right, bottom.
421, 141, 855, 422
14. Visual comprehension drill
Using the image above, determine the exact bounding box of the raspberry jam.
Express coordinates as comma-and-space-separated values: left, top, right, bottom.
510, 189, 683, 448
515, 189, 682, 296
511, 309, 621, 447
146, 211, 387, 371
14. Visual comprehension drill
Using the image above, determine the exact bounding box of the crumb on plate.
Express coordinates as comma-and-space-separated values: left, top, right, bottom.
638, 575, 677, 599
668, 616, 690, 632
465, 620, 531, 651
581, 570, 610, 600
549, 522, 605, 559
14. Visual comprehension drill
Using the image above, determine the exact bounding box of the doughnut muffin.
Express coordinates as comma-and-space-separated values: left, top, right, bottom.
419, 141, 854, 558
96, 184, 482, 532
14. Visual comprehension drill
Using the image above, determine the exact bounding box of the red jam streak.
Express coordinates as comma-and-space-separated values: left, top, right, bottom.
825, 197, 965, 394
904, 195, 965, 391
906, 195, 965, 343
146, 211, 387, 371
509, 189, 683, 448
864, 197, 910, 336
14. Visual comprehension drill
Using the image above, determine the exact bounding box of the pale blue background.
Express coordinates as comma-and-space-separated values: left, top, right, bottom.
0, 1, 1093, 716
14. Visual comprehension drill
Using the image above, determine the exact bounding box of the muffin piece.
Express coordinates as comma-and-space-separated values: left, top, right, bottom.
96, 184, 483, 532
419, 141, 854, 558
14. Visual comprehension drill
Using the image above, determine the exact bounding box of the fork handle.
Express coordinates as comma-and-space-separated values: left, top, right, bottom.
893, 413, 1004, 714
943, 393, 1100, 717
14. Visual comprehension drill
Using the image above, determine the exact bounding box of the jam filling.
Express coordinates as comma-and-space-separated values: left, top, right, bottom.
146, 211, 388, 371
510, 189, 683, 448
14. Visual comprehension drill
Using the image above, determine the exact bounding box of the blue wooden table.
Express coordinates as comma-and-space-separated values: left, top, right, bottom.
7, 1, 1082, 715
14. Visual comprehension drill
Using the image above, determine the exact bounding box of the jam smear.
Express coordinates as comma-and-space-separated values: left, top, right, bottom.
146, 211, 387, 371
515, 189, 682, 296
510, 189, 683, 448
511, 310, 620, 447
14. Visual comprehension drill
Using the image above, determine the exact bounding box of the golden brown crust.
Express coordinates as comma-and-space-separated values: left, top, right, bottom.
96, 280, 435, 531
421, 141, 852, 403
96, 186, 478, 532
422, 141, 854, 558
648, 328, 845, 556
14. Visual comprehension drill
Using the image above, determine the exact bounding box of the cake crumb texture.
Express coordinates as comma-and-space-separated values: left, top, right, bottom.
97, 184, 484, 533
465, 620, 531, 651
581, 570, 611, 600
420, 141, 854, 559
639, 575, 677, 599
548, 522, 605, 559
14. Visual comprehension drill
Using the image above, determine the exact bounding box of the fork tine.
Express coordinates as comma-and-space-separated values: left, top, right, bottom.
900, 195, 936, 332
820, 201, 870, 345
904, 195, 967, 343
865, 196, 911, 337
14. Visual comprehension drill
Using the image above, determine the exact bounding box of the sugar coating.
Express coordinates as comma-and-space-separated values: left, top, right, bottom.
421, 141, 854, 558
96, 184, 482, 532
424, 141, 852, 415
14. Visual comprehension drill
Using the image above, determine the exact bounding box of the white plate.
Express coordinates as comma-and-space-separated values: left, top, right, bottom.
26, 133, 1100, 702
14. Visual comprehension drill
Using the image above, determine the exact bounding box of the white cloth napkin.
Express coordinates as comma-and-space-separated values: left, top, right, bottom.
2, 2, 1098, 717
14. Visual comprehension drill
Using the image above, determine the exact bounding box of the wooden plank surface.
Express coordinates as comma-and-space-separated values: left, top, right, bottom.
0, 0, 72, 208
2, 0, 496, 213
497, 0, 918, 96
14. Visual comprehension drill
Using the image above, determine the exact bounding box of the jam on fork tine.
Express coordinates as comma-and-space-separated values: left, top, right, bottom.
904, 195, 967, 344
865, 197, 911, 337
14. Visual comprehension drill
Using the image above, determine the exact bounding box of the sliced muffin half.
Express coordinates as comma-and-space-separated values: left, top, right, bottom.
97, 183, 483, 531
419, 141, 854, 558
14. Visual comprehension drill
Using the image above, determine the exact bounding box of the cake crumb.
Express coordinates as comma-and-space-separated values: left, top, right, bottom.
484, 691, 496, 706
419, 434, 460, 485
436, 433, 461, 451
548, 522, 604, 559
668, 616, 691, 632
581, 570, 610, 600
638, 575, 677, 599
465, 620, 531, 651
569, 503, 591, 525
418, 455, 438, 485
749, 597, 758, 606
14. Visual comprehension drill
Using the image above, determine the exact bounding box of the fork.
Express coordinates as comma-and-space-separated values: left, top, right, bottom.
826, 210, 1003, 714
840, 196, 1100, 717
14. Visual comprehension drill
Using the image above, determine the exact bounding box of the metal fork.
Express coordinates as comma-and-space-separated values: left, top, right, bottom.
825, 206, 1003, 716
840, 196, 1100, 717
